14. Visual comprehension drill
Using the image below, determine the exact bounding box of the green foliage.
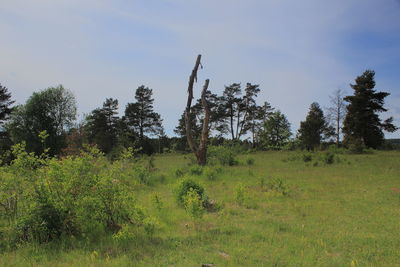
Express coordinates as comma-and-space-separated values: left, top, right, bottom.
298, 102, 331, 151
2, 151, 400, 266
84, 98, 122, 154
6, 85, 77, 156
302, 153, 313, 162
266, 178, 289, 196
124, 85, 163, 145
343, 70, 397, 149
323, 151, 335, 164
189, 165, 203, 175
183, 189, 205, 220
175, 179, 205, 206
235, 183, 246, 206
0, 83, 15, 125
0, 143, 152, 245
151, 193, 164, 212
347, 137, 366, 154
175, 168, 186, 178
261, 110, 291, 149
203, 166, 220, 181
246, 157, 255, 165
207, 146, 239, 166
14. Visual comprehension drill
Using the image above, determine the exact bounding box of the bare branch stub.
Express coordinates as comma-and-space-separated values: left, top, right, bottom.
184, 55, 211, 165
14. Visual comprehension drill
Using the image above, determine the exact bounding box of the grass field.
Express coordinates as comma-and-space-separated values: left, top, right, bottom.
1, 150, 400, 266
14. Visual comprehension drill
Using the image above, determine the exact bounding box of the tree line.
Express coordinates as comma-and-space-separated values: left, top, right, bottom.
0, 69, 397, 161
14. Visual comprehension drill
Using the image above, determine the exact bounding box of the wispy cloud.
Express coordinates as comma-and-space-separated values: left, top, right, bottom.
1, 0, 399, 137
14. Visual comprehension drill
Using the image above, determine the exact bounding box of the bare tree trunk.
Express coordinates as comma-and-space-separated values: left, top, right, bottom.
197, 80, 210, 165
184, 55, 211, 166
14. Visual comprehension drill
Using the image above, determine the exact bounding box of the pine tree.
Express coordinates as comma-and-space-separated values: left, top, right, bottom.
219, 83, 243, 140
343, 70, 397, 148
124, 85, 163, 143
85, 98, 120, 153
261, 110, 291, 149
0, 83, 15, 156
0, 83, 15, 126
298, 102, 330, 150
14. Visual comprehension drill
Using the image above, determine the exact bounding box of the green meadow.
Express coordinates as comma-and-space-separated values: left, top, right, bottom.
1, 150, 400, 267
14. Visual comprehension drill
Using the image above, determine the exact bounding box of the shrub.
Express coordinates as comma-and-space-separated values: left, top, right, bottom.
203, 166, 220, 181
302, 153, 312, 162
189, 165, 203, 175
246, 157, 255, 166
347, 138, 366, 154
175, 179, 205, 206
183, 189, 205, 220
323, 152, 335, 164
0, 144, 151, 244
207, 146, 239, 166
235, 183, 246, 206
152, 193, 164, 211
266, 178, 289, 196
175, 168, 186, 177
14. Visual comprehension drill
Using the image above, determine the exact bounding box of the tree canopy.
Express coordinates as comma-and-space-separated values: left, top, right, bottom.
6, 85, 76, 155
343, 70, 397, 148
261, 110, 291, 149
298, 102, 331, 151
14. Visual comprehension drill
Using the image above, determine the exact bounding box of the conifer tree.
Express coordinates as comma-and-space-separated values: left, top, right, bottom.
0, 83, 15, 126
298, 102, 331, 150
124, 85, 163, 143
343, 70, 397, 148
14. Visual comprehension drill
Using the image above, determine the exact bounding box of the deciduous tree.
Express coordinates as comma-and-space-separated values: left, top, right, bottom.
6, 85, 76, 155
326, 88, 346, 146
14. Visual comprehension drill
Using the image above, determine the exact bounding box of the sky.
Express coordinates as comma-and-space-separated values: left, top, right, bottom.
1, 0, 400, 138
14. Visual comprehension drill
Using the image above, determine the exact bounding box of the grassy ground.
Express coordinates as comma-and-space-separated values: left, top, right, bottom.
1, 151, 400, 266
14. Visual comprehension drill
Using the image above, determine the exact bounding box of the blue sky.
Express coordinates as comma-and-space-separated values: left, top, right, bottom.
1, 0, 399, 138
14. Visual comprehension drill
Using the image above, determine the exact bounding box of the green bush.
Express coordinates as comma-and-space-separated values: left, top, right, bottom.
204, 166, 219, 181
175, 179, 205, 206
207, 146, 239, 166
189, 165, 203, 175
0, 144, 151, 244
302, 153, 313, 162
347, 138, 366, 154
323, 152, 335, 164
266, 178, 289, 195
175, 168, 186, 177
235, 183, 246, 206
183, 188, 205, 220
246, 157, 255, 166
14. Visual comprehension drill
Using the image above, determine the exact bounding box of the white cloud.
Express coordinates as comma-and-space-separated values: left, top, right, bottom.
1, 0, 399, 137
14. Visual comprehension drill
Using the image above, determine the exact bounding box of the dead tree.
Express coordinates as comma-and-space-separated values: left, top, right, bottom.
185, 55, 210, 165
326, 88, 346, 146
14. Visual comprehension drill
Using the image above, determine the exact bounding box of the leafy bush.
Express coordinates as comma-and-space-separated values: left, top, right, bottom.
0, 144, 151, 245
203, 166, 221, 181
175, 168, 186, 177
347, 138, 366, 154
183, 189, 205, 220
152, 193, 164, 211
246, 157, 255, 166
175, 179, 205, 206
207, 146, 239, 166
302, 153, 313, 162
189, 165, 203, 175
266, 178, 289, 196
235, 183, 246, 206
323, 152, 335, 164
